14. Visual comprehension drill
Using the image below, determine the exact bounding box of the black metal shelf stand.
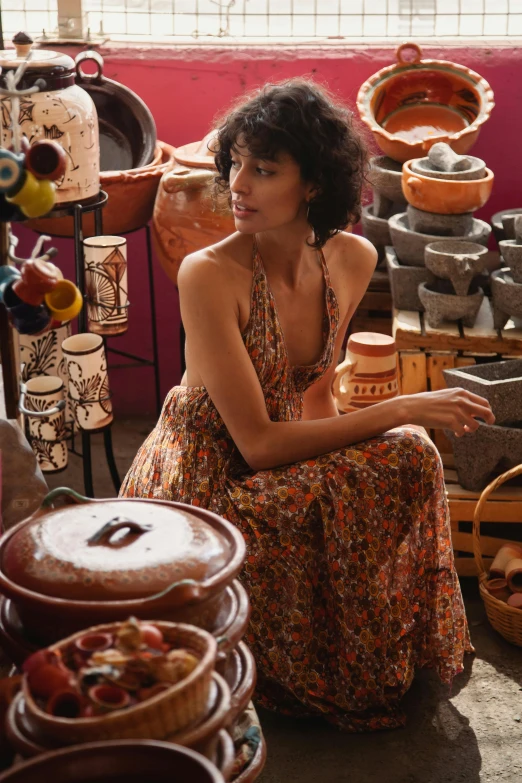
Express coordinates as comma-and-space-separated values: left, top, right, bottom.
31, 190, 162, 498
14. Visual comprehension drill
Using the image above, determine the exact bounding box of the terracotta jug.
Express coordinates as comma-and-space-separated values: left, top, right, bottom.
333, 332, 399, 413
152, 132, 235, 286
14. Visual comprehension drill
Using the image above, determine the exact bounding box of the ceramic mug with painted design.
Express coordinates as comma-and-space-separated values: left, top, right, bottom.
333, 332, 399, 413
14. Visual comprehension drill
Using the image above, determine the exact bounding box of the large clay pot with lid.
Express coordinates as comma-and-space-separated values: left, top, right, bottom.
0, 33, 99, 205
0, 488, 245, 645
153, 132, 235, 286
356, 42, 495, 163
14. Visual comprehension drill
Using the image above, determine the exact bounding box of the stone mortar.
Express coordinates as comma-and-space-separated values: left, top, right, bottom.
444, 358, 522, 427
491, 267, 522, 329
386, 247, 435, 311
388, 212, 491, 267
501, 212, 522, 241
407, 205, 474, 237
361, 204, 391, 263
411, 156, 486, 181
490, 207, 522, 244
498, 240, 522, 284
418, 282, 484, 328
368, 156, 406, 204
424, 240, 489, 297
445, 422, 522, 492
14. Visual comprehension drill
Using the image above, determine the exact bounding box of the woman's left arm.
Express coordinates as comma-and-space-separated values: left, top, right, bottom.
302, 232, 377, 421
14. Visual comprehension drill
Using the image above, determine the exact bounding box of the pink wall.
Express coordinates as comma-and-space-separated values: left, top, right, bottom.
13, 43, 521, 416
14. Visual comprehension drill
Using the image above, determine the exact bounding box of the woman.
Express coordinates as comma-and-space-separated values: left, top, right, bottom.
120, 79, 494, 730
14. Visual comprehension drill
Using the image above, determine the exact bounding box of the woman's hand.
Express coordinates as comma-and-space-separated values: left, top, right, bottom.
399, 387, 495, 437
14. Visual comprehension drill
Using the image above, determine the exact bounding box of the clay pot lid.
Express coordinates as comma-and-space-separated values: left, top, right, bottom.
347, 332, 396, 356
0, 34, 75, 90
174, 132, 218, 170
0, 497, 234, 602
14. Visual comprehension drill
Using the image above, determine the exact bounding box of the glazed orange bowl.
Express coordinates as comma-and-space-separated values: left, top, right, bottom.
401, 161, 494, 215
356, 42, 494, 163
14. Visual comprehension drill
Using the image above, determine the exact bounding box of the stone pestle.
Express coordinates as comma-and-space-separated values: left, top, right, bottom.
427, 141, 473, 172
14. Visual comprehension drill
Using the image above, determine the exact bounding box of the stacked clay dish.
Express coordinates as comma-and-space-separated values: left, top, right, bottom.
486, 544, 522, 609
492, 213, 522, 329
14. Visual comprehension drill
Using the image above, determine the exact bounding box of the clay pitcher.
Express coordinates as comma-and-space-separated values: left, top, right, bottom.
333, 332, 399, 413
152, 133, 235, 286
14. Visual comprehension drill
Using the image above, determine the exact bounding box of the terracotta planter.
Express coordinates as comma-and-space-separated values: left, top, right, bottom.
356, 42, 494, 163
402, 161, 494, 214
153, 135, 235, 286
0, 739, 226, 782
0, 488, 245, 644
26, 141, 175, 237
485, 578, 511, 603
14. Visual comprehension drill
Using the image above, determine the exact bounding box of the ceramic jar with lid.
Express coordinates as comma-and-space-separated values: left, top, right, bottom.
0, 33, 99, 206
153, 132, 235, 286
0, 488, 245, 645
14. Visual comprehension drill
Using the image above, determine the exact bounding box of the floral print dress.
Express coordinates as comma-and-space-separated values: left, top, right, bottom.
120, 240, 472, 731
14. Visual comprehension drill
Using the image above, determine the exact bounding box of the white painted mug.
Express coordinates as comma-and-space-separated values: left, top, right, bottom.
83, 236, 128, 336
62, 333, 113, 431
22, 375, 68, 473
333, 332, 399, 413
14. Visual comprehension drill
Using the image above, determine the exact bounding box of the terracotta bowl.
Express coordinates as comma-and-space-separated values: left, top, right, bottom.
402, 161, 494, 214
0, 739, 226, 782
357, 42, 494, 163
25, 141, 176, 237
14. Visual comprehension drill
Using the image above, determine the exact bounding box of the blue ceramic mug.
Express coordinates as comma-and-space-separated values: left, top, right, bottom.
3, 280, 51, 335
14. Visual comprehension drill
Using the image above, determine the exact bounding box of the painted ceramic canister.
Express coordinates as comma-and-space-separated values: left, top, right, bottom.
83, 236, 128, 336
61, 333, 113, 431
24, 375, 68, 473
333, 332, 399, 413
0, 33, 99, 206
153, 132, 235, 286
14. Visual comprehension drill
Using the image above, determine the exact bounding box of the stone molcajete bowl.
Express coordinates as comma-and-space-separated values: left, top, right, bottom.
388, 212, 491, 266
491, 268, 522, 330
444, 358, 522, 427
386, 247, 435, 311
445, 423, 522, 492
410, 154, 486, 181
356, 42, 494, 163
424, 240, 489, 297
418, 281, 484, 328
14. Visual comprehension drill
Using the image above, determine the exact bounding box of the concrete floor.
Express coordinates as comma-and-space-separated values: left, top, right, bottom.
45, 418, 522, 783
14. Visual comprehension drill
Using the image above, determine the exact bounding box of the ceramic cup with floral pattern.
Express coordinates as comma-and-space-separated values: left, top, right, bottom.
61, 333, 113, 431
24, 375, 68, 473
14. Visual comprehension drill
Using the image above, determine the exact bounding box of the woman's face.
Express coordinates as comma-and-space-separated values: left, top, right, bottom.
229, 139, 313, 234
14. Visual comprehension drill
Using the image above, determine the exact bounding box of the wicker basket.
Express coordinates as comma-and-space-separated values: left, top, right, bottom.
473, 464, 522, 646
22, 621, 217, 745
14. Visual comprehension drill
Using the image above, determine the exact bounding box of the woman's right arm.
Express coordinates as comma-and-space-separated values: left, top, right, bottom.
178, 254, 495, 471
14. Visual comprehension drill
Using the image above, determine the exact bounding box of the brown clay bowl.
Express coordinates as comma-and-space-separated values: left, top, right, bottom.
0, 598, 37, 668
220, 642, 257, 725
356, 42, 495, 163
0, 739, 226, 782
402, 161, 494, 214
214, 729, 235, 782
25, 141, 176, 237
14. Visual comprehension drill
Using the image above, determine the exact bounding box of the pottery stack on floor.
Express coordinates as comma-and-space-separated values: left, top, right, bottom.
362, 156, 407, 265
386, 142, 493, 323
443, 358, 522, 490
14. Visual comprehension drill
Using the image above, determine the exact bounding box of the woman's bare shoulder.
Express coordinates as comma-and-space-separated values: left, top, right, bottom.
326, 230, 378, 275
179, 232, 252, 282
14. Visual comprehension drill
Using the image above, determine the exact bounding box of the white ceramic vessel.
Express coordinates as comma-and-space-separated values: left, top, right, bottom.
61, 333, 113, 431
83, 235, 128, 336
24, 375, 68, 473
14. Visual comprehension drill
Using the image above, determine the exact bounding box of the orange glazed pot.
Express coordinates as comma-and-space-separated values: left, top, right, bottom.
0, 487, 245, 645
26, 142, 175, 237
401, 160, 494, 214
357, 42, 495, 163
153, 133, 235, 287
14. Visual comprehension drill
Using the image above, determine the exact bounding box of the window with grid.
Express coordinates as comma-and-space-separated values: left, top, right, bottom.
4, 0, 522, 43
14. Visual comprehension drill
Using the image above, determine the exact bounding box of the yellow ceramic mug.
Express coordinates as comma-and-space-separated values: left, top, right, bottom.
44, 279, 83, 322
333, 332, 399, 413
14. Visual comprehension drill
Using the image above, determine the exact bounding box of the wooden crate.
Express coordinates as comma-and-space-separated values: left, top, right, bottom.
394, 298, 522, 455
350, 268, 392, 336
443, 456, 522, 577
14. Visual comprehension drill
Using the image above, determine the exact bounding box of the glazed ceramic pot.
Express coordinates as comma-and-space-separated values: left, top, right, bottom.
0, 34, 99, 206
332, 332, 399, 413
402, 161, 494, 214
0, 488, 245, 644
61, 333, 113, 431
153, 133, 235, 286
26, 141, 176, 237
83, 236, 128, 336
21, 376, 68, 474
356, 42, 495, 163
218, 641, 256, 725
0, 739, 226, 782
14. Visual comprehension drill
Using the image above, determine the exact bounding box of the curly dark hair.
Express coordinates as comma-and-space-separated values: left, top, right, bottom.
213, 78, 369, 249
